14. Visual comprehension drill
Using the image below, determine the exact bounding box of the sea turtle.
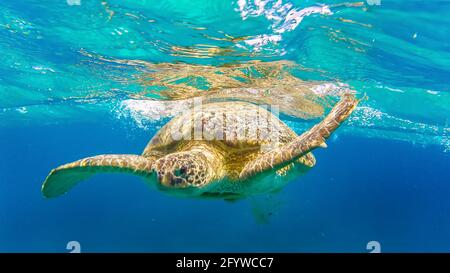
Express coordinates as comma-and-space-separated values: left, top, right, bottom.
41, 93, 360, 200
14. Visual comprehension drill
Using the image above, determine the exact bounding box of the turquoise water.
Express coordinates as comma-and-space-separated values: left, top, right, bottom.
1, 0, 449, 252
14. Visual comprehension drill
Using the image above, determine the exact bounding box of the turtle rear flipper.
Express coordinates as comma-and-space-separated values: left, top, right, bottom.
239, 93, 360, 179
42, 154, 155, 198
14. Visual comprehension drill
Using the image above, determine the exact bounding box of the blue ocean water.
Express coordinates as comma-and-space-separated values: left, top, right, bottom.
0, 0, 449, 252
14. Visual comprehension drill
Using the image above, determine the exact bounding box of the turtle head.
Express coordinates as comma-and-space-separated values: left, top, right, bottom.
153, 151, 216, 190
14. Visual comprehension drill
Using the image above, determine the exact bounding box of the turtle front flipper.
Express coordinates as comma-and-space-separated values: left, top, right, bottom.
239, 93, 360, 179
42, 154, 156, 198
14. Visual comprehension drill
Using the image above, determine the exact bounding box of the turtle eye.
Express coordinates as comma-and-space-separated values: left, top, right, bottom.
174, 166, 188, 178
179, 166, 187, 175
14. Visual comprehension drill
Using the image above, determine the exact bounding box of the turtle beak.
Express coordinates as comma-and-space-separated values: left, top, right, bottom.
159, 172, 173, 187
158, 171, 186, 188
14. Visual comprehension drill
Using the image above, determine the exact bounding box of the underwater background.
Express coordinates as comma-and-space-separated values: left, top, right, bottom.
0, 0, 449, 252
